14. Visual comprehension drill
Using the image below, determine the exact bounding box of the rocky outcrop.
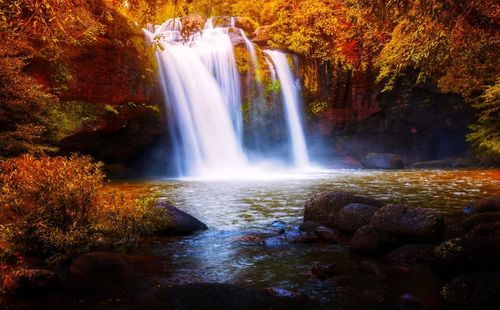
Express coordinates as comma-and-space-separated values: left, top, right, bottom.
156, 202, 208, 235
303, 191, 382, 228
370, 204, 444, 243
251, 26, 272, 47
234, 17, 259, 34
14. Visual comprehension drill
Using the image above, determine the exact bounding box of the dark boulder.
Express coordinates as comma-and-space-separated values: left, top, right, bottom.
1, 268, 62, 295
304, 192, 382, 228
69, 252, 135, 289
361, 153, 404, 169
336, 203, 379, 232
386, 244, 435, 263
349, 225, 400, 254
144, 283, 273, 310
441, 272, 500, 306
314, 226, 341, 243
156, 201, 208, 235
371, 204, 444, 243
432, 231, 500, 276
453, 212, 500, 235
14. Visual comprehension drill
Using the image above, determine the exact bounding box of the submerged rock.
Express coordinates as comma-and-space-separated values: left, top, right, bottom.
336, 203, 379, 232
156, 201, 208, 235
441, 272, 500, 306
311, 262, 337, 280
264, 287, 311, 306
303, 191, 382, 228
349, 225, 400, 254
1, 268, 62, 295
361, 153, 404, 169
370, 204, 444, 243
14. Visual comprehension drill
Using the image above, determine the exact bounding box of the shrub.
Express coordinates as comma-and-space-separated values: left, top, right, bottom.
95, 193, 169, 251
0, 154, 169, 264
0, 154, 104, 263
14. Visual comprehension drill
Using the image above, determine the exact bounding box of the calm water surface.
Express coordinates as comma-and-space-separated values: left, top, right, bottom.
114, 169, 500, 307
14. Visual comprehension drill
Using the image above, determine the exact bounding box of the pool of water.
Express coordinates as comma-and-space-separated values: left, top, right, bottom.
114, 169, 500, 307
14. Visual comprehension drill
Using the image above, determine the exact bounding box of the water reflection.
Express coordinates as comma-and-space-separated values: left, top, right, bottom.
116, 169, 499, 307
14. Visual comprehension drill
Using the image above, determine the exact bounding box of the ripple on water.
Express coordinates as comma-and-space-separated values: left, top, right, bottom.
115, 169, 499, 307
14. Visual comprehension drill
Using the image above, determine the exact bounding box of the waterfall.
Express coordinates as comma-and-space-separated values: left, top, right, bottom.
145, 19, 247, 176
264, 50, 310, 167
145, 18, 311, 177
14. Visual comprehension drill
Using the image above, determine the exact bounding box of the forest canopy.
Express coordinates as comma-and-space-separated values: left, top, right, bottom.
0, 0, 498, 161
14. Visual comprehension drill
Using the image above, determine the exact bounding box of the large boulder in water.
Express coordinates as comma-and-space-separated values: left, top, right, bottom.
156, 201, 208, 235
349, 225, 400, 254
336, 203, 379, 232
441, 272, 500, 306
303, 191, 382, 228
431, 223, 500, 276
362, 153, 404, 169
370, 204, 444, 243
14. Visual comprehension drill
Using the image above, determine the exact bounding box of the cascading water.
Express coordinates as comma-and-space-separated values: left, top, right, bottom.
145, 17, 311, 177
265, 50, 310, 167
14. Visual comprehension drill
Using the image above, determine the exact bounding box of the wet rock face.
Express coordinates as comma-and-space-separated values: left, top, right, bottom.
156, 202, 208, 235
251, 26, 272, 47
303, 191, 382, 228
233, 17, 259, 34
349, 225, 400, 254
1, 268, 62, 295
361, 153, 404, 169
336, 203, 379, 232
441, 272, 500, 306
370, 204, 444, 243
